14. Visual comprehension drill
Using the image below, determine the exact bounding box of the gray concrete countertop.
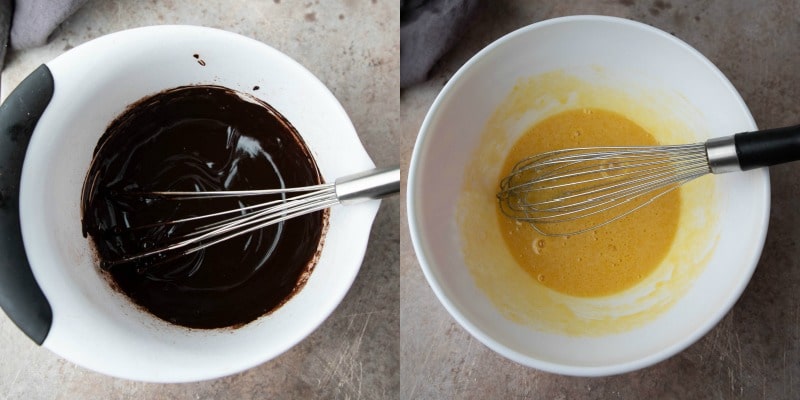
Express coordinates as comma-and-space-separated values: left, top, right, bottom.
401, 1, 800, 398
0, 1, 398, 399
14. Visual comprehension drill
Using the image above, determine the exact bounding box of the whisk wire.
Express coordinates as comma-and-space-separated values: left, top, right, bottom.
517, 168, 702, 221
498, 143, 710, 236
164, 196, 339, 262
525, 180, 687, 236
104, 166, 400, 267
179, 186, 336, 237
145, 183, 333, 198
113, 188, 339, 264
187, 189, 338, 239
512, 159, 708, 211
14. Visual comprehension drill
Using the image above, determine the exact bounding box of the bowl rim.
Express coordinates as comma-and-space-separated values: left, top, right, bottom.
407, 14, 770, 376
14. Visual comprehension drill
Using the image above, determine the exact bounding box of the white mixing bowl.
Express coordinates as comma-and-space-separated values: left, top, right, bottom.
0, 26, 379, 382
407, 15, 769, 376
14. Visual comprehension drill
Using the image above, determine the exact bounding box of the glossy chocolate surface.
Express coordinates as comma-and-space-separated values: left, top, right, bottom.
81, 86, 325, 329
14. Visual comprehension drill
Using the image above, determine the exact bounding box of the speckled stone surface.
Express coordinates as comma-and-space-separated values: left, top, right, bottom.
401, 1, 800, 399
0, 1, 398, 399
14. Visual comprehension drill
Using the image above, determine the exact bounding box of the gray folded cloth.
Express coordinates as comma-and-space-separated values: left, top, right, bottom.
400, 0, 480, 89
11, 0, 88, 49
0, 0, 88, 70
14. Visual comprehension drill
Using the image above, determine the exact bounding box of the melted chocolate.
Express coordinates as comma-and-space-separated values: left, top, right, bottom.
81, 86, 326, 329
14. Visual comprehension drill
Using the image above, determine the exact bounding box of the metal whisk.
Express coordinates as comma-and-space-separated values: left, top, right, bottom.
498, 124, 800, 236
111, 166, 400, 265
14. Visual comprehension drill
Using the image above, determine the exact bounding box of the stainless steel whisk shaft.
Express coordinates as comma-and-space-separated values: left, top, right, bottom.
498, 124, 800, 236
112, 166, 400, 265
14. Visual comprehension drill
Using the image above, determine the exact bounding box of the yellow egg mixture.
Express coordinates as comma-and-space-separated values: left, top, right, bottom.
457, 70, 720, 335
497, 108, 680, 297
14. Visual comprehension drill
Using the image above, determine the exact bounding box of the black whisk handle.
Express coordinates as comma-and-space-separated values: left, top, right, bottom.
734, 124, 800, 170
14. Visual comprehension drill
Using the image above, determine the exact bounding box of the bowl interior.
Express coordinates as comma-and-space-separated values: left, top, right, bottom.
408, 16, 769, 375
18, 26, 379, 382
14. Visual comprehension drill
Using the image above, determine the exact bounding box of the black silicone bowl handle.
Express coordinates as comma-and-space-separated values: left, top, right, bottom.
0, 64, 55, 345
734, 124, 800, 171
